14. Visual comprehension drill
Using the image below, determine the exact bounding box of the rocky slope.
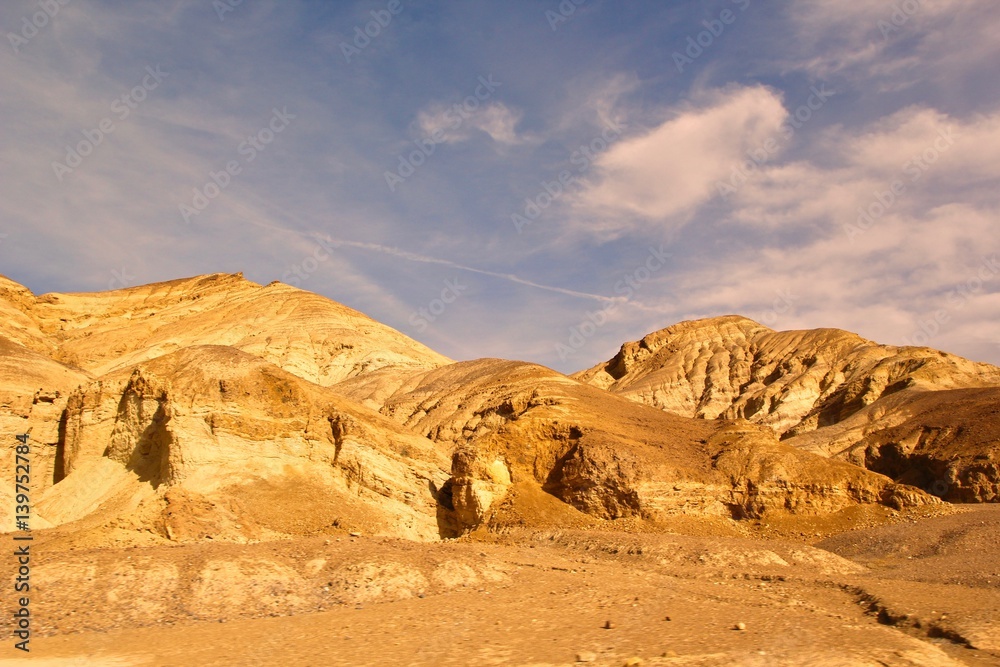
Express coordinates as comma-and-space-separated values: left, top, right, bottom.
0, 275, 951, 544
38, 345, 451, 542
13, 507, 997, 666
0, 272, 451, 385
336, 359, 933, 535
574, 316, 1000, 500
0, 274, 452, 539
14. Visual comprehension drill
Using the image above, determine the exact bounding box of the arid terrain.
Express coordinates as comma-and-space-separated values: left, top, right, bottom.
2, 273, 998, 666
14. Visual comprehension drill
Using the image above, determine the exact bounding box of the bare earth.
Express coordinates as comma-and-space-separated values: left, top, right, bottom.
2, 505, 998, 666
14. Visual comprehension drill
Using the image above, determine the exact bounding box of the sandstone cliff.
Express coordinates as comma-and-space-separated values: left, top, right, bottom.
337, 358, 934, 534
574, 316, 1000, 500
0, 274, 452, 540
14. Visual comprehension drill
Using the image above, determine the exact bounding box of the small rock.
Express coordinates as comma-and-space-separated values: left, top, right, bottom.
624, 659, 643, 667
576, 652, 597, 663
664, 615, 672, 621
603, 620, 616, 630
734, 622, 747, 631
349, 531, 362, 538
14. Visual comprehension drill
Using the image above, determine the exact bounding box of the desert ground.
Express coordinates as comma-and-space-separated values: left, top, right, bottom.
2, 504, 999, 666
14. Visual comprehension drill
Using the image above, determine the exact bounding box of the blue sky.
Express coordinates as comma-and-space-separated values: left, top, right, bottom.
1, 0, 998, 373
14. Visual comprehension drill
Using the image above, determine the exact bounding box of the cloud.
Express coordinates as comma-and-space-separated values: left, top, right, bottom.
416, 101, 524, 145
665, 201, 999, 362
786, 0, 1000, 87
661, 102, 1000, 368
572, 85, 787, 228
725, 106, 1000, 231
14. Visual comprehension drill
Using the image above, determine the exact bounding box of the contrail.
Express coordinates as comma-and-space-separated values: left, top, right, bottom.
239, 198, 622, 304
327, 238, 622, 303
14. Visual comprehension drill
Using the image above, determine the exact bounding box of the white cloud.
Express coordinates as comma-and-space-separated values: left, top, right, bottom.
572, 85, 787, 225
726, 106, 1000, 231
416, 102, 524, 145
658, 102, 1000, 369
787, 0, 1000, 86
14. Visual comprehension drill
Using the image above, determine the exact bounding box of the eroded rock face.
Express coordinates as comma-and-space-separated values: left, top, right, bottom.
338, 358, 934, 534
0, 273, 455, 539
42, 346, 452, 542
575, 316, 1000, 503
0, 275, 955, 543
450, 447, 512, 528
706, 422, 936, 519
787, 387, 1000, 502
105, 370, 176, 487
574, 316, 1000, 437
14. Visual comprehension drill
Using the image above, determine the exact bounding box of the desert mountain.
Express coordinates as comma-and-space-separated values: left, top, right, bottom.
0, 272, 450, 384
335, 358, 932, 535
0, 275, 941, 544
0, 273, 451, 539
574, 315, 1000, 501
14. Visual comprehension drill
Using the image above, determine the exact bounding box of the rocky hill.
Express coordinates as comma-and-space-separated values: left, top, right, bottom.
0, 276, 946, 544
6, 273, 1000, 665
574, 316, 1000, 501
0, 273, 451, 539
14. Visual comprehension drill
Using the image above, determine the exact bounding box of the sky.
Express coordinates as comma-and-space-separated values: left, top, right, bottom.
1, 0, 998, 373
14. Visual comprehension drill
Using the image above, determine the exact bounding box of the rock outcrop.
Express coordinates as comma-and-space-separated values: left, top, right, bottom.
0, 274, 453, 540
0, 276, 957, 543
575, 316, 1000, 500
36, 346, 451, 541
337, 358, 934, 534
574, 316, 1000, 435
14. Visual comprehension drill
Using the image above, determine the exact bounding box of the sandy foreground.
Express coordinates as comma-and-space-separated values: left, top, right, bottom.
2, 506, 998, 667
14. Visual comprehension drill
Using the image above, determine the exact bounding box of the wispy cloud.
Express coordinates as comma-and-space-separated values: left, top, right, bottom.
0, 0, 996, 374
416, 101, 524, 145
570, 85, 787, 231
